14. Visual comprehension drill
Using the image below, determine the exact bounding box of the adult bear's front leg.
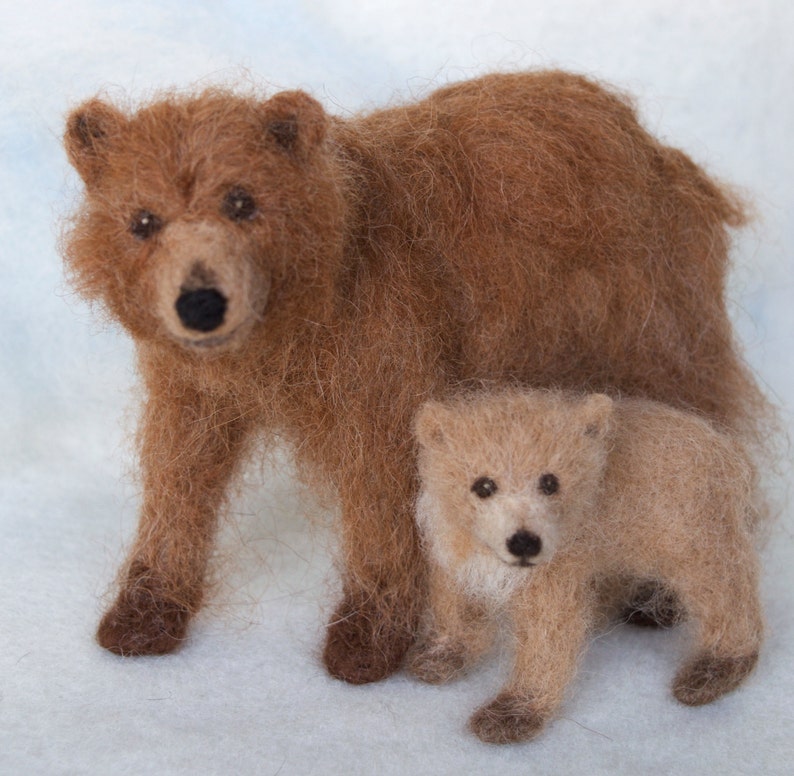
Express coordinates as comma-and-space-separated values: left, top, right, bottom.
97, 376, 251, 656
322, 461, 427, 684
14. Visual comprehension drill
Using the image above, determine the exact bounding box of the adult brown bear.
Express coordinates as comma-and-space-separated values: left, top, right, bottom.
63, 70, 765, 684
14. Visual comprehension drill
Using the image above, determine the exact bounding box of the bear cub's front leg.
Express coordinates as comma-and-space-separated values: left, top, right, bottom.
408, 561, 495, 684
468, 564, 590, 744
468, 692, 549, 744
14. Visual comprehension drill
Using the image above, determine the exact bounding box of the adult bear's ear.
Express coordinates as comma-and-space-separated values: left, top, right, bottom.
263, 90, 329, 160
581, 393, 614, 439
64, 99, 126, 185
414, 401, 452, 450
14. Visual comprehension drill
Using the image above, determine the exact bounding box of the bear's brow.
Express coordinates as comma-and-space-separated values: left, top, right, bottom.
176, 169, 196, 199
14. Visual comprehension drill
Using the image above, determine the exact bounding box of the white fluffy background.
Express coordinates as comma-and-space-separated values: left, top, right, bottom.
1, 2, 792, 774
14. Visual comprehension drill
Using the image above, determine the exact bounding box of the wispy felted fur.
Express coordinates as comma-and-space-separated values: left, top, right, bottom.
410, 390, 763, 743
62, 70, 768, 683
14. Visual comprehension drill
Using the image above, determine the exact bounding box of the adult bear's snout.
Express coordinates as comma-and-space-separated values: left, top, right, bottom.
175, 287, 228, 332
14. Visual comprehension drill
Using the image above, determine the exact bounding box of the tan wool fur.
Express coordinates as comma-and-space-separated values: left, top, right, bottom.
410, 389, 763, 744
62, 70, 768, 684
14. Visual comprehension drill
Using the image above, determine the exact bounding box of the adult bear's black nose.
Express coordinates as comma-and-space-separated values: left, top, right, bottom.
175, 288, 227, 332
506, 529, 542, 560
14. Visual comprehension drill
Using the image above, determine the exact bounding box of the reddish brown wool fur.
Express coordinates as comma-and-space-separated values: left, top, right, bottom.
62, 71, 768, 683
410, 390, 763, 743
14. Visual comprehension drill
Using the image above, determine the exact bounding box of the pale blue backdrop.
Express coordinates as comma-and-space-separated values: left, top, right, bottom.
1, 2, 791, 774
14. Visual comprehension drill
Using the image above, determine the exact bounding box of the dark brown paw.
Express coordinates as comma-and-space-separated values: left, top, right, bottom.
623, 582, 683, 628
468, 693, 548, 744
408, 639, 470, 684
97, 567, 193, 656
323, 595, 415, 684
673, 652, 759, 706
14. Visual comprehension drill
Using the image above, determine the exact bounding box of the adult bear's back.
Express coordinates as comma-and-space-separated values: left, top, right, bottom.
333, 71, 760, 434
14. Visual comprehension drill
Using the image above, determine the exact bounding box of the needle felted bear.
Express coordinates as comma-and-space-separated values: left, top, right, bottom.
62, 70, 767, 684
410, 389, 763, 744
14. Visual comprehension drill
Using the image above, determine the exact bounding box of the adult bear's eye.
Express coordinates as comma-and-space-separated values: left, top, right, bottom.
130, 210, 162, 239
538, 473, 559, 495
222, 187, 257, 222
471, 476, 498, 499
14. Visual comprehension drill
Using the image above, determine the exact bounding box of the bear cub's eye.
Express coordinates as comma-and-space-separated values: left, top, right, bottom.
471, 476, 498, 499
538, 473, 559, 495
130, 210, 162, 240
222, 187, 257, 222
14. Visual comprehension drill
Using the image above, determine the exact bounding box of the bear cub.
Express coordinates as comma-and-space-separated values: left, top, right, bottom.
410, 389, 763, 744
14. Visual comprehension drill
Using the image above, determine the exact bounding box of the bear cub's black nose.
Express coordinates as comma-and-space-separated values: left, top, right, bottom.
176, 288, 228, 332
506, 529, 542, 559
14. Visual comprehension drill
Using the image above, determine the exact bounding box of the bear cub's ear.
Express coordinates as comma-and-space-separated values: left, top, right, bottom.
263, 90, 329, 160
581, 393, 614, 438
64, 99, 127, 185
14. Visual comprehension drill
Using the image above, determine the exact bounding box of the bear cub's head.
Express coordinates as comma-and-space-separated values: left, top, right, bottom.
414, 390, 614, 572
63, 89, 346, 353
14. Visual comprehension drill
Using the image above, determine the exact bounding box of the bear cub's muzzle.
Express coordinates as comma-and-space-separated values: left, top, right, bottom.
506, 529, 542, 566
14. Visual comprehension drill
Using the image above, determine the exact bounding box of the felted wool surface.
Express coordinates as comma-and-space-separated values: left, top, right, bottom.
1, 2, 793, 775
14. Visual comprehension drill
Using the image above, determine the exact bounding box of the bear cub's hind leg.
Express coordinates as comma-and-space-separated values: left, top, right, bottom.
672, 544, 763, 706
673, 652, 759, 706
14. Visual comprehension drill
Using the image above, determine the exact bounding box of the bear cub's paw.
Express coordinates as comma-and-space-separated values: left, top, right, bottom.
408, 637, 472, 684
468, 692, 548, 744
673, 652, 759, 706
